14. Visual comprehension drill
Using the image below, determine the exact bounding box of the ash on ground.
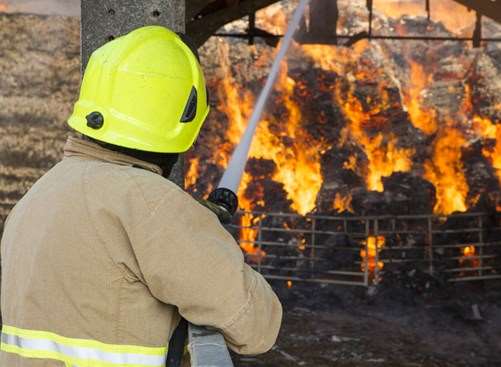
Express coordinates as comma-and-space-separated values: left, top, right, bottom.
233, 280, 501, 367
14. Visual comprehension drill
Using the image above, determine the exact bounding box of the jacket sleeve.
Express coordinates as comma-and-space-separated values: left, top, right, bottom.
128, 183, 283, 355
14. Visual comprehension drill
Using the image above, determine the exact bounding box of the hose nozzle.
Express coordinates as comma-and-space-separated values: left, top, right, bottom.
208, 188, 239, 216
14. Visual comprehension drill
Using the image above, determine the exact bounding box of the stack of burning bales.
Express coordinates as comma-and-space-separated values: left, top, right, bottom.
185, 2, 501, 284
191, 2, 501, 220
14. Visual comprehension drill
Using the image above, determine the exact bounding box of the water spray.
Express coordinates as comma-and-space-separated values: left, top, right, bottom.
216, 0, 310, 196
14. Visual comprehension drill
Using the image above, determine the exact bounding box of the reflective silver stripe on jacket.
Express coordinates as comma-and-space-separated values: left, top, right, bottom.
1, 332, 167, 366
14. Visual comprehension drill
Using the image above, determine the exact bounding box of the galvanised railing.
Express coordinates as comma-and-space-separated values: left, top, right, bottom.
227, 211, 501, 286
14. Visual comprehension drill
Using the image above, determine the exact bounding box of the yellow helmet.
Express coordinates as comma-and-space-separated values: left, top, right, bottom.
68, 26, 209, 153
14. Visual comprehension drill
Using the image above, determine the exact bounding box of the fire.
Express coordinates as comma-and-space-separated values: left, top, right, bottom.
404, 62, 437, 135
374, 0, 476, 36
287, 280, 293, 288
303, 39, 414, 193
424, 124, 468, 215
0, 2, 7, 12
473, 116, 497, 140
459, 245, 480, 270
333, 193, 354, 213
301, 40, 370, 76
343, 155, 357, 171
336, 82, 414, 192
202, 35, 329, 259
296, 238, 307, 252
239, 212, 267, 262
249, 63, 326, 215
361, 236, 385, 274
185, 157, 199, 190
462, 245, 475, 257
207, 43, 264, 259
256, 1, 288, 34
476, 116, 501, 187
238, 172, 267, 262
185, 0, 501, 235
212, 38, 327, 217
215, 41, 255, 168
184, 43, 265, 259
483, 140, 501, 188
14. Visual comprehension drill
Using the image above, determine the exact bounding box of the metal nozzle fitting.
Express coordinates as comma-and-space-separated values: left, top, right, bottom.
208, 188, 239, 216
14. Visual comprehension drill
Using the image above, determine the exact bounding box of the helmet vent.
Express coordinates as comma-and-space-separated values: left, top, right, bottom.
181, 87, 198, 123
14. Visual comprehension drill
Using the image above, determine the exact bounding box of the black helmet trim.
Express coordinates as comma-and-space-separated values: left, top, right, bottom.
176, 33, 200, 62
181, 86, 198, 123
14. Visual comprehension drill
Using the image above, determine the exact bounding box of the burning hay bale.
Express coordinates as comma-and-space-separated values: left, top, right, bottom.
191, 1, 501, 223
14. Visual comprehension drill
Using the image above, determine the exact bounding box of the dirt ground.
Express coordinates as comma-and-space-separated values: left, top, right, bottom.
231, 281, 501, 367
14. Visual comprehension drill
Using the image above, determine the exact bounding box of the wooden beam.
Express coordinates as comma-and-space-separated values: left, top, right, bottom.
453, 0, 501, 24
187, 0, 281, 47
186, 0, 212, 21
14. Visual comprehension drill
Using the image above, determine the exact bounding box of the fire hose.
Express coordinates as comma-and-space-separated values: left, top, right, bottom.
166, 188, 239, 367
166, 1, 310, 365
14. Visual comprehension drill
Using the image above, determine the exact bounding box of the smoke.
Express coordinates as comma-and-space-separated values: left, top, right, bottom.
2, 0, 80, 16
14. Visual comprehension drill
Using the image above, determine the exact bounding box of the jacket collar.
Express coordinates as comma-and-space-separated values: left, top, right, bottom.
63, 136, 163, 175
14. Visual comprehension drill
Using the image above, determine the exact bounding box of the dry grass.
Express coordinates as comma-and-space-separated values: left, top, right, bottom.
0, 13, 80, 232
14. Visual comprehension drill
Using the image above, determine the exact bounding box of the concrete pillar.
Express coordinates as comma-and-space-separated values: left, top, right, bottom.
80, 0, 185, 186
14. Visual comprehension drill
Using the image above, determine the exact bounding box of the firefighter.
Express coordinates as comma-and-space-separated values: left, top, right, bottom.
0, 26, 282, 366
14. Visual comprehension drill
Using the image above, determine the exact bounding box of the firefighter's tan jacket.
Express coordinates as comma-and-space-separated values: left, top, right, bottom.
0, 136, 282, 367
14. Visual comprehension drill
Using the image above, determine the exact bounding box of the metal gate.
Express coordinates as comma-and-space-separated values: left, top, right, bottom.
227, 211, 501, 286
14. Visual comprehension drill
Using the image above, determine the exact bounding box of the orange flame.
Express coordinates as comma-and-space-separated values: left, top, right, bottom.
238, 172, 266, 262
190, 1, 500, 232
301, 41, 370, 75
185, 157, 199, 190
256, 2, 288, 34
215, 39, 326, 216
361, 236, 385, 274
249, 63, 326, 215
210, 35, 330, 261
424, 125, 468, 215
343, 155, 357, 171
333, 193, 354, 213
211, 43, 263, 257
476, 116, 501, 187
374, 0, 476, 36
303, 39, 415, 193
336, 83, 414, 192
459, 245, 480, 270
215, 41, 255, 168
404, 62, 437, 135
473, 116, 497, 140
